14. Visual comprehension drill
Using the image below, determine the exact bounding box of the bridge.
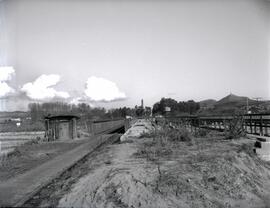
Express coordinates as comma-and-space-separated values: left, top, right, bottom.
165, 113, 270, 137
164, 114, 270, 160
89, 119, 130, 135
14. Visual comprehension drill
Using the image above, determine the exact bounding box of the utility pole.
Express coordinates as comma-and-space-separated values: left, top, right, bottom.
246, 97, 249, 114
252, 97, 263, 113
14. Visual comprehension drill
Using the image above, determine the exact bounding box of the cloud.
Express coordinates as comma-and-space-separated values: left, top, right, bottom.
85, 76, 126, 102
21, 74, 70, 100
0, 82, 14, 97
0, 66, 15, 98
0, 66, 15, 81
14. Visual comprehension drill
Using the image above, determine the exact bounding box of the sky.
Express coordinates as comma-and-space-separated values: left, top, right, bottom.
0, 0, 269, 111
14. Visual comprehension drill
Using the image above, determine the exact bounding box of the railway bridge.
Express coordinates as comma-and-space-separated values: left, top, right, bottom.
165, 113, 270, 137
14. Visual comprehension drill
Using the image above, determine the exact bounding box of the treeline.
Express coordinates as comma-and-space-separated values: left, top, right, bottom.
152, 98, 200, 116
28, 98, 200, 122
28, 102, 106, 121
28, 102, 138, 121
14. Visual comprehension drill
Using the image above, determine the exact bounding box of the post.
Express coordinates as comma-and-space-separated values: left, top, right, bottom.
254, 121, 257, 135
250, 115, 253, 134
244, 116, 247, 132
260, 115, 263, 136
265, 123, 269, 136
88, 121, 94, 136
72, 118, 77, 139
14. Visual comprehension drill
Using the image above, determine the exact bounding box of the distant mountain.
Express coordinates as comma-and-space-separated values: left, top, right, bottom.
199, 99, 217, 109
198, 94, 270, 115
215, 93, 253, 107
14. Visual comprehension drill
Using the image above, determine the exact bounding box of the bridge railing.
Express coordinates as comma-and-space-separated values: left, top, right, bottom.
165, 113, 270, 136
86, 119, 129, 135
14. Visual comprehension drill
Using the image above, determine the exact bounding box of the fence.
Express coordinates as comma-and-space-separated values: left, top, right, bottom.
165, 113, 270, 136
89, 119, 125, 135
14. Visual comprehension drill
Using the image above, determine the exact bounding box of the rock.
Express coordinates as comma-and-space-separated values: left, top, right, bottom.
207, 176, 216, 182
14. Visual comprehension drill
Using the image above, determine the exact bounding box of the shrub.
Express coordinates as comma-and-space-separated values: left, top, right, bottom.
134, 137, 173, 161
224, 116, 246, 140
167, 128, 192, 142
194, 128, 209, 138
237, 143, 255, 157
139, 130, 158, 138
135, 124, 193, 161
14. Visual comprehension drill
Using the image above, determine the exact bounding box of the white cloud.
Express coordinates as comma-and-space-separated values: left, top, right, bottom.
0, 66, 15, 81
0, 66, 15, 97
21, 74, 70, 100
85, 76, 126, 102
0, 82, 14, 97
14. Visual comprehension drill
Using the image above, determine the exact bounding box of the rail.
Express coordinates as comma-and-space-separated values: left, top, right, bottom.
163, 113, 270, 137
87, 119, 130, 135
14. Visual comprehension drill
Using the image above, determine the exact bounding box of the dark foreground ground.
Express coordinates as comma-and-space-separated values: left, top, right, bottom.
19, 120, 270, 208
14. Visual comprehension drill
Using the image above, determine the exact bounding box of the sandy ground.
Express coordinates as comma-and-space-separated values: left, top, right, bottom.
26, 119, 270, 208
58, 119, 168, 208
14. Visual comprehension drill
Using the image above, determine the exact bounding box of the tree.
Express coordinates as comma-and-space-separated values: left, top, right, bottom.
152, 98, 200, 116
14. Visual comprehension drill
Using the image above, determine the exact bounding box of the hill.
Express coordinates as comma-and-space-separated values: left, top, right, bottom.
215, 93, 254, 107
199, 94, 270, 115
199, 99, 216, 109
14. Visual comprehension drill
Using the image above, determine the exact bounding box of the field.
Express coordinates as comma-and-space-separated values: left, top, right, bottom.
0, 137, 86, 181
0, 131, 45, 156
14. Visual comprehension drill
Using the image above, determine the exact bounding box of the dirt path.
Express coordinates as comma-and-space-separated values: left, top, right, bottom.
56, 120, 171, 208
58, 139, 168, 208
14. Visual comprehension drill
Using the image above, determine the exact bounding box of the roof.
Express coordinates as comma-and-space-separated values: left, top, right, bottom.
44, 115, 80, 120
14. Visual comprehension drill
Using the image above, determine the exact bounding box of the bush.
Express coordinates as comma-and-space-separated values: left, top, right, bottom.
139, 130, 158, 138
194, 128, 209, 138
167, 128, 192, 142
224, 116, 246, 140
237, 143, 255, 157
134, 138, 173, 161
135, 124, 193, 161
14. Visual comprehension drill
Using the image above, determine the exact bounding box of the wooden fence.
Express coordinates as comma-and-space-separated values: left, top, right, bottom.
165, 113, 270, 136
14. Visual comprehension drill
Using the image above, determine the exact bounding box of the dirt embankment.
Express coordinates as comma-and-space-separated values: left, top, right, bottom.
26, 120, 270, 208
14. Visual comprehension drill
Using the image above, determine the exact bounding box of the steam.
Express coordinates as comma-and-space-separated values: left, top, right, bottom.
85, 76, 126, 102
21, 74, 70, 100
0, 66, 15, 97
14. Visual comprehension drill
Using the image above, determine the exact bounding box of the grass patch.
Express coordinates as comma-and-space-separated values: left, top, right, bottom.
194, 128, 210, 138
135, 124, 193, 161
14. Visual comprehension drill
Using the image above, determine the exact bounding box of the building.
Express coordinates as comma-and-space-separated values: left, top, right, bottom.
44, 115, 79, 141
